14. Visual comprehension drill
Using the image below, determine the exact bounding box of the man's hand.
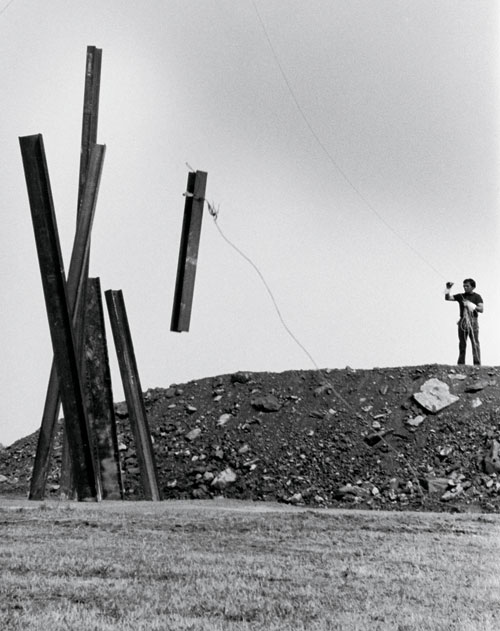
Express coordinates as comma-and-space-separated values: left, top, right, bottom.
446, 282, 454, 289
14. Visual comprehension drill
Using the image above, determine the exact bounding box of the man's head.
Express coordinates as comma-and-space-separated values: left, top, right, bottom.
463, 278, 476, 293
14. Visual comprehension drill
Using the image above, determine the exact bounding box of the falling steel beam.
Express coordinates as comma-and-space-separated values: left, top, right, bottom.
20, 134, 100, 501
171, 170, 207, 332
105, 290, 161, 501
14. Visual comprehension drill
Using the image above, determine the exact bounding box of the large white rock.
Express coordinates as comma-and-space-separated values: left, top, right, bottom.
211, 467, 237, 489
413, 378, 459, 413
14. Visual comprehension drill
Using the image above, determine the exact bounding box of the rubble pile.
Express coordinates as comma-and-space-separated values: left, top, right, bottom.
2, 364, 500, 512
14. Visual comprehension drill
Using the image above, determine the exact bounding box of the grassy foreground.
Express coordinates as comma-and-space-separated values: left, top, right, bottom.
0, 499, 499, 630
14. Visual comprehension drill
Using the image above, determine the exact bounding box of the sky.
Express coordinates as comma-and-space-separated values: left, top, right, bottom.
1, 0, 499, 446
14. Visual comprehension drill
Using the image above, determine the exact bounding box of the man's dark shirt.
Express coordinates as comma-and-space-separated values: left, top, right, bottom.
452, 292, 483, 320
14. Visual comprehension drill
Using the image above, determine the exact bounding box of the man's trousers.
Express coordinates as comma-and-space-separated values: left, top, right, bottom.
458, 319, 480, 365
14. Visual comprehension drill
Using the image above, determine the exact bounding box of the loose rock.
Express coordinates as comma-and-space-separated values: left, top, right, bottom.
251, 394, 281, 412
211, 468, 237, 489
413, 378, 459, 413
483, 441, 500, 474
185, 428, 201, 441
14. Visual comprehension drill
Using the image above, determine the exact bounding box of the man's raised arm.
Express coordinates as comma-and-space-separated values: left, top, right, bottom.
445, 282, 455, 301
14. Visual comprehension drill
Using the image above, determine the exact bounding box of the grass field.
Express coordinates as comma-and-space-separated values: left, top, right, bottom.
1, 498, 499, 630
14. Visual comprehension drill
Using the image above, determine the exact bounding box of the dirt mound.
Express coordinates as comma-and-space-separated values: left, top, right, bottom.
2, 364, 500, 512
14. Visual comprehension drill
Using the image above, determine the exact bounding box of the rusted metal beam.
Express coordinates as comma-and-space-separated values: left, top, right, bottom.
78, 46, 102, 208
59, 431, 76, 500
105, 290, 161, 501
170, 170, 208, 332
20, 134, 100, 501
84, 278, 123, 499
61, 46, 103, 498
30, 361, 63, 500
29, 143, 105, 500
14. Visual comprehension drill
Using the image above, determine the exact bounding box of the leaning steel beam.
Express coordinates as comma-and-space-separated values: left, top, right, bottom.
61, 45, 103, 497
29, 143, 105, 500
78, 46, 102, 208
76, 45, 102, 302
105, 290, 161, 501
170, 170, 208, 332
84, 278, 123, 499
20, 134, 100, 501
75, 47, 102, 362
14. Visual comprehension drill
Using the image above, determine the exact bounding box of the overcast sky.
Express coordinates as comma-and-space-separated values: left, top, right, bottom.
1, 1, 498, 446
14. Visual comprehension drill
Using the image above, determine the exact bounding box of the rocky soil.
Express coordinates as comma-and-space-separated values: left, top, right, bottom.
2, 364, 500, 512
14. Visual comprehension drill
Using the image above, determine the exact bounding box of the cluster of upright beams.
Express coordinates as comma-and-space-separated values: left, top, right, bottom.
20, 47, 161, 502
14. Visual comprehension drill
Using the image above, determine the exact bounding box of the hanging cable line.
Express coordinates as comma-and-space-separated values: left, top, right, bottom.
205, 201, 319, 370
250, 0, 446, 281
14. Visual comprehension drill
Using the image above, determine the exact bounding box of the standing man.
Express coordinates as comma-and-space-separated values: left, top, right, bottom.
445, 278, 483, 365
